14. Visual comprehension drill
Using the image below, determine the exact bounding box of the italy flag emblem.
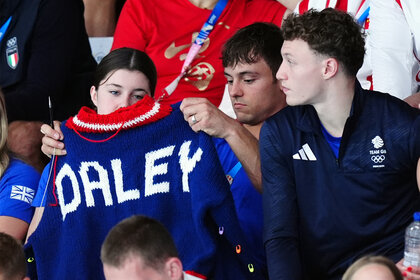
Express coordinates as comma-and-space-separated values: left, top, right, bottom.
6, 46, 19, 69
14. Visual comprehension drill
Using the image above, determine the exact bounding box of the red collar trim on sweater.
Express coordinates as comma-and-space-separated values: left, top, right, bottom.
184, 271, 207, 279
66, 95, 172, 133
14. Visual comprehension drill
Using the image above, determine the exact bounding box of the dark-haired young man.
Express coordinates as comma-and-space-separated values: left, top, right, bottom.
180, 22, 286, 271
101, 215, 200, 280
261, 8, 420, 279
0, 232, 29, 280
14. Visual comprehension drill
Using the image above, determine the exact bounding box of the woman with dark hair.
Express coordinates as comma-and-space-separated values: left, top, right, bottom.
92, 47, 157, 98
30, 47, 157, 210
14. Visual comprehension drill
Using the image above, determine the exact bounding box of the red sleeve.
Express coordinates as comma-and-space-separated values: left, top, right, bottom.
245, 0, 287, 27
296, 0, 355, 14
298, 0, 310, 14
112, 0, 148, 51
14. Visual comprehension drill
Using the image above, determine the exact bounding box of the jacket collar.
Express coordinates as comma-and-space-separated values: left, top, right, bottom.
296, 80, 365, 136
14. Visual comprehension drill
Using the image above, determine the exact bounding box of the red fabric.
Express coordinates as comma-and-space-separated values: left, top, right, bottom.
185, 271, 207, 279
335, 0, 348, 11
355, 0, 366, 14
364, 17, 370, 29
112, 0, 286, 106
299, 0, 310, 14
66, 95, 172, 133
298, 0, 350, 12
367, 74, 373, 90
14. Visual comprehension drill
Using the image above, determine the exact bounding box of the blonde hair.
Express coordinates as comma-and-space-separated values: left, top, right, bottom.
0, 90, 10, 177
342, 255, 403, 280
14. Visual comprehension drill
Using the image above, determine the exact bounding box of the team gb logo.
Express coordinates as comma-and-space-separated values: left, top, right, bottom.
371, 136, 384, 149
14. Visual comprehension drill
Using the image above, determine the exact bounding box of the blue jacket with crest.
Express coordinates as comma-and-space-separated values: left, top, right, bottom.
261, 82, 420, 279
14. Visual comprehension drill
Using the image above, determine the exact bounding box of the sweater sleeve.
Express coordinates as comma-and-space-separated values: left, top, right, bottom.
188, 131, 265, 279
260, 118, 302, 280
31, 162, 51, 207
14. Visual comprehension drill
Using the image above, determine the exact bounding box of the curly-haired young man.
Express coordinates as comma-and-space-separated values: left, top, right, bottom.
260, 8, 420, 279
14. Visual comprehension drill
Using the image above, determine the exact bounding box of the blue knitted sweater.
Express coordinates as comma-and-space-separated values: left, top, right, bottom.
27, 96, 263, 280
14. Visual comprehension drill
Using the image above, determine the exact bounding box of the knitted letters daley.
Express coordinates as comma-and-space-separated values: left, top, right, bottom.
28, 96, 264, 280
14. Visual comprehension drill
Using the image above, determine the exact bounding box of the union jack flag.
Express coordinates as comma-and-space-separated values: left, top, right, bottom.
10, 185, 35, 204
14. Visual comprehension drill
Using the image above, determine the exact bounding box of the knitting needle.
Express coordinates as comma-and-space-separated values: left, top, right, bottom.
48, 96, 53, 128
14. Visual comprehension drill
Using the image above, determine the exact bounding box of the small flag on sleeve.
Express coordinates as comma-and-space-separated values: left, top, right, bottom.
10, 185, 35, 204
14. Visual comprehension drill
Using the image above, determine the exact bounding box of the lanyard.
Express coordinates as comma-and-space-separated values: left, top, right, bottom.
357, 7, 370, 25
226, 161, 242, 185
0, 16, 12, 44
162, 0, 229, 98
355, 0, 370, 25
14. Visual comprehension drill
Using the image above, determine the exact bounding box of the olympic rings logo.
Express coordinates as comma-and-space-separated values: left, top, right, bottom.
6, 37, 17, 48
371, 155, 385, 163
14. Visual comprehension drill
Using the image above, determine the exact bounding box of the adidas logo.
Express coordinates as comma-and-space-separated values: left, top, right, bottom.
293, 143, 317, 161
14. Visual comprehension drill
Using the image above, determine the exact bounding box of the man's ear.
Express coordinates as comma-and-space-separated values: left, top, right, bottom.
322, 57, 339, 80
90, 86, 98, 107
164, 257, 183, 280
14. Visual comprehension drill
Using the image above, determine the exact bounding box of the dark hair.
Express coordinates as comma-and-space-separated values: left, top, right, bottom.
281, 8, 365, 77
342, 255, 403, 280
0, 232, 26, 279
93, 47, 157, 97
101, 215, 179, 270
222, 22, 283, 79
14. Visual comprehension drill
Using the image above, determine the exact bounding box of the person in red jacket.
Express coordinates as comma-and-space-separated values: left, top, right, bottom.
112, 0, 289, 106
